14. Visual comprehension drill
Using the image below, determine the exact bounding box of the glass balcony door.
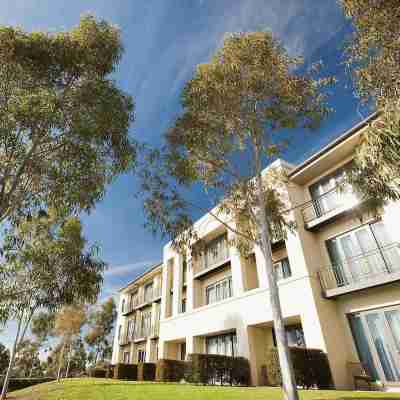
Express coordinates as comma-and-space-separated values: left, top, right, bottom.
326, 222, 400, 287
351, 307, 400, 384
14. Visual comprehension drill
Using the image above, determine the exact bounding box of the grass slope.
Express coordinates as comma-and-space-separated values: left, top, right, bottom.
9, 379, 400, 400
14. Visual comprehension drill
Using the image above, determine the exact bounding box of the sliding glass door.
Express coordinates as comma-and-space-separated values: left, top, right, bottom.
350, 306, 400, 384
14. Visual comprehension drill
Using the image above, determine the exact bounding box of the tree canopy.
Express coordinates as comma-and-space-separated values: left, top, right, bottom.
0, 15, 136, 223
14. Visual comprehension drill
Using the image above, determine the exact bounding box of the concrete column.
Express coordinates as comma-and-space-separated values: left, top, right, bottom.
111, 293, 123, 364
172, 253, 182, 316
160, 259, 170, 320
145, 339, 152, 362
254, 246, 269, 289
228, 230, 246, 296
186, 257, 194, 312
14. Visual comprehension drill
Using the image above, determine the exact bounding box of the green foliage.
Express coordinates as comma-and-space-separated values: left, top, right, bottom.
0, 343, 10, 375
137, 363, 156, 381
31, 311, 55, 347
85, 298, 117, 365
13, 340, 41, 378
113, 363, 137, 380
0, 15, 136, 223
1, 377, 54, 392
186, 354, 250, 386
0, 211, 105, 324
265, 347, 333, 389
139, 32, 330, 256
341, 0, 400, 106
155, 359, 187, 382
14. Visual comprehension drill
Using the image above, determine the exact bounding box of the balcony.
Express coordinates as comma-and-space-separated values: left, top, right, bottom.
122, 286, 162, 315
301, 186, 359, 230
150, 321, 160, 338
318, 243, 400, 298
194, 235, 230, 279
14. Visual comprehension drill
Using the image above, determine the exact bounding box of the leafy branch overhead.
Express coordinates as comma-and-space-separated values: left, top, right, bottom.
0, 15, 136, 223
139, 32, 332, 256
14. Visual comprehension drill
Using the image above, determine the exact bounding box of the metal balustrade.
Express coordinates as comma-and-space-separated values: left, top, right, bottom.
318, 243, 400, 296
123, 286, 162, 314
301, 185, 359, 225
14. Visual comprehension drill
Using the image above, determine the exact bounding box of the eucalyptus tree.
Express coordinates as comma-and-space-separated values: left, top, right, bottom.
0, 15, 136, 224
340, 0, 400, 201
140, 32, 331, 400
0, 211, 105, 399
53, 305, 86, 381
84, 298, 117, 366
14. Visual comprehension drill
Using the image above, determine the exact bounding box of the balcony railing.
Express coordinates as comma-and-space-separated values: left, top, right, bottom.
301, 186, 359, 226
195, 238, 230, 275
123, 286, 162, 314
318, 243, 400, 297
150, 321, 160, 338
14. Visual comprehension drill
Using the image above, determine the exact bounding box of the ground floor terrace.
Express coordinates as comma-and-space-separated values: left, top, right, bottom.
158, 275, 400, 390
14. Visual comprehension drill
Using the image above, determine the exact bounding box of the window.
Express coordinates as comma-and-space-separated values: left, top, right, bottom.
123, 351, 130, 364
272, 324, 305, 347
138, 349, 146, 363
206, 332, 237, 357
121, 299, 126, 313
326, 221, 400, 286
274, 258, 292, 281
144, 282, 153, 303
127, 319, 135, 340
205, 276, 232, 305
140, 310, 152, 337
130, 291, 138, 308
181, 298, 186, 313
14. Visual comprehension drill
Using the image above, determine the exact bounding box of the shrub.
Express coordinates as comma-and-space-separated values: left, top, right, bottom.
265, 347, 333, 389
1, 377, 55, 392
156, 359, 187, 382
113, 363, 137, 380
137, 363, 156, 381
105, 365, 115, 379
186, 354, 250, 386
88, 367, 107, 378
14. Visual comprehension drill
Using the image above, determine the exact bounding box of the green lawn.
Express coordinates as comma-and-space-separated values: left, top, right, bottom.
9, 379, 400, 400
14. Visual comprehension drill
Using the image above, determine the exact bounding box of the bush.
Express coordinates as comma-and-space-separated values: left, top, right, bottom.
137, 363, 156, 381
0, 377, 55, 392
113, 363, 137, 380
156, 359, 187, 382
186, 354, 250, 386
88, 367, 107, 378
105, 365, 114, 379
265, 347, 333, 389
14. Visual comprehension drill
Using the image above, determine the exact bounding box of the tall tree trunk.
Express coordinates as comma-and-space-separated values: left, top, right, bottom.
65, 342, 72, 379
57, 340, 67, 382
1, 316, 23, 400
253, 142, 298, 400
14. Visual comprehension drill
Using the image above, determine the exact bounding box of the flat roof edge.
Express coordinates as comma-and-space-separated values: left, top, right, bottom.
288, 111, 379, 178
118, 261, 163, 292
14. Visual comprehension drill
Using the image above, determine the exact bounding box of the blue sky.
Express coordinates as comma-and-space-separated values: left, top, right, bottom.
0, 0, 371, 348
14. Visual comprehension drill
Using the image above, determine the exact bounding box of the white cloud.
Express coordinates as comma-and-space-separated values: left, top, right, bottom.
104, 260, 156, 277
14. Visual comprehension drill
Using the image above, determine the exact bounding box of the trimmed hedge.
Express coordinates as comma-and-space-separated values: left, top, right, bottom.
1, 377, 55, 392
137, 363, 156, 381
265, 347, 333, 389
105, 365, 114, 379
113, 363, 138, 380
186, 354, 250, 386
156, 359, 187, 382
88, 368, 107, 378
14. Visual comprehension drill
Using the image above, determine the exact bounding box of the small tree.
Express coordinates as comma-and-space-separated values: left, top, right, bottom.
13, 340, 41, 378
31, 311, 55, 352
0, 211, 105, 399
340, 1, 400, 202
139, 32, 331, 400
0, 15, 136, 224
54, 305, 86, 381
85, 298, 116, 366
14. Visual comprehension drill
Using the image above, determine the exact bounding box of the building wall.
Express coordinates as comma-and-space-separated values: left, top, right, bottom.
112, 116, 400, 389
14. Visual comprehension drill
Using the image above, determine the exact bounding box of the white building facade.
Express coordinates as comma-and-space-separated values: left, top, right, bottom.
113, 115, 400, 389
